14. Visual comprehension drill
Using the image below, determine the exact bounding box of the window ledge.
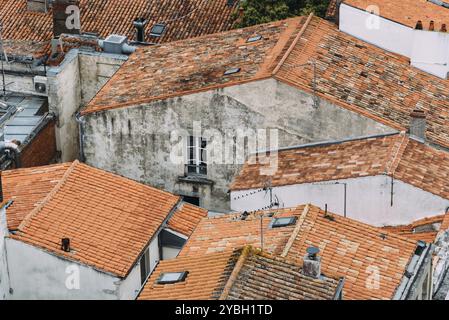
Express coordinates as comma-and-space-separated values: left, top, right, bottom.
177, 175, 214, 185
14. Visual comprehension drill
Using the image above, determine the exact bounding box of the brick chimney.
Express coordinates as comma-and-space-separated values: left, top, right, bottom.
410, 109, 427, 140
53, 0, 81, 37
27, 0, 50, 13
303, 247, 321, 279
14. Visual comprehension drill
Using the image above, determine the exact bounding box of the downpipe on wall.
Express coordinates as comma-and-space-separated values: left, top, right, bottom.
75, 111, 85, 163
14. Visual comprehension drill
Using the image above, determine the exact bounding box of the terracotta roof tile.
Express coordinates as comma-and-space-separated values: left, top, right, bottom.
343, 0, 449, 30
167, 202, 208, 236
2, 163, 71, 231
179, 204, 420, 300
84, 15, 449, 151
0, 0, 238, 57
231, 133, 405, 191
282, 205, 419, 300
138, 246, 342, 300
8, 160, 181, 277
274, 16, 449, 149
179, 207, 303, 257
382, 214, 445, 243
82, 16, 307, 114
231, 133, 449, 204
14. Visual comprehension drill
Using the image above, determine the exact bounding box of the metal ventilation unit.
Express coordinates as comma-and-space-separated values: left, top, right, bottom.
98, 35, 137, 55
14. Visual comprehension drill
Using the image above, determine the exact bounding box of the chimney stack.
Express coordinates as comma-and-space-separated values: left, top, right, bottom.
27, 0, 50, 13
410, 109, 427, 140
303, 246, 321, 279
53, 0, 81, 38
133, 18, 148, 43
415, 20, 423, 30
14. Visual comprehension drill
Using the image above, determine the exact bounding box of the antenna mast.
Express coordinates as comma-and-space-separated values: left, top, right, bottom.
0, 21, 7, 97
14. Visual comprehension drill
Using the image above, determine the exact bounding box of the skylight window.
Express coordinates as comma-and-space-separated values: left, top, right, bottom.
224, 68, 241, 76
150, 23, 166, 37
271, 216, 297, 228
247, 35, 262, 43
156, 271, 188, 284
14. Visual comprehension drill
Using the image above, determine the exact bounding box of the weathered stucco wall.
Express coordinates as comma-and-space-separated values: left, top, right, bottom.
46, 50, 127, 163
48, 50, 82, 162
83, 78, 395, 212
231, 175, 449, 227
78, 52, 127, 106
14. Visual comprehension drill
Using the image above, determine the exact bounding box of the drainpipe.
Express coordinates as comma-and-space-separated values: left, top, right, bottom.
74, 112, 85, 162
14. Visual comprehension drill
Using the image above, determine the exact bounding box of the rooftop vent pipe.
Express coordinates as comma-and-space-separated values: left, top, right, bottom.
133, 18, 148, 43
61, 238, 70, 252
303, 246, 321, 279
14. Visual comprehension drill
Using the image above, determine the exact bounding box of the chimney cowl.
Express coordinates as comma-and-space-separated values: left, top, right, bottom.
303, 246, 321, 279
133, 18, 148, 43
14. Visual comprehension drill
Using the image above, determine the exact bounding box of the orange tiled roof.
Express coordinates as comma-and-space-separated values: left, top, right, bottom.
8, 160, 181, 277
273, 16, 449, 148
138, 246, 342, 300
2, 163, 71, 231
441, 212, 449, 233
167, 202, 208, 236
382, 214, 446, 243
179, 207, 304, 257
83, 16, 307, 114
0, 0, 238, 57
231, 133, 449, 204
283, 205, 419, 300
83, 15, 449, 151
179, 204, 421, 300
343, 0, 449, 30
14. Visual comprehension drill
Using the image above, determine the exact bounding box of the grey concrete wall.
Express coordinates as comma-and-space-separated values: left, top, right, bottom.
83, 78, 395, 212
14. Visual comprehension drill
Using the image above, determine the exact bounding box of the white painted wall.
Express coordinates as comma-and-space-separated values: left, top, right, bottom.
0, 206, 10, 300
411, 30, 449, 79
1, 234, 161, 300
231, 175, 449, 227
340, 3, 449, 79
339, 3, 413, 57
